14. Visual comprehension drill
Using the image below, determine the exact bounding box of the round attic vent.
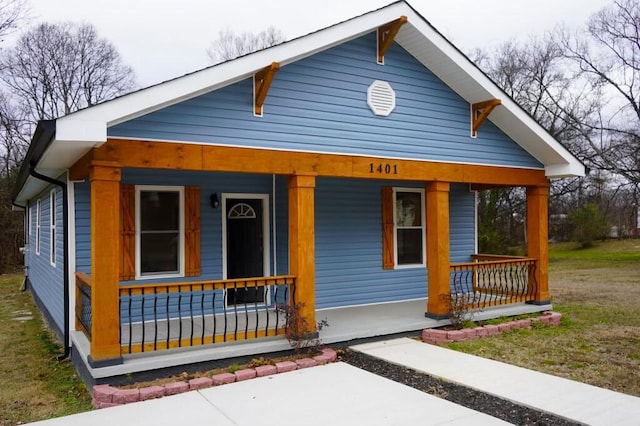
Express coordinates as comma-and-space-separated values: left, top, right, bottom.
367, 80, 396, 116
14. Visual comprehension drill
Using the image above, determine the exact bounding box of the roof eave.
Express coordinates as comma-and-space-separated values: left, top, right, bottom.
11, 120, 56, 204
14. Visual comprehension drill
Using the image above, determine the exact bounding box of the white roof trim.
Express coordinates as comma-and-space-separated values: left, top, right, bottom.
36, 1, 583, 180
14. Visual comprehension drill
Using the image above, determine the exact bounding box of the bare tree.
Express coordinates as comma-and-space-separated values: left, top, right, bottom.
0, 20, 136, 272
556, 0, 640, 187
207, 27, 285, 64
0, 21, 136, 123
0, 0, 27, 41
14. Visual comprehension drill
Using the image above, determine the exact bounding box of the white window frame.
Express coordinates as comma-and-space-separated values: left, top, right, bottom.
50, 189, 57, 267
393, 187, 426, 269
36, 199, 41, 255
135, 185, 185, 280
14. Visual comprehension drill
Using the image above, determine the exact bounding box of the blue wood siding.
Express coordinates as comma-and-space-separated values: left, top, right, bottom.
109, 33, 542, 170
74, 180, 91, 274
73, 169, 476, 314
450, 184, 476, 263
27, 178, 65, 333
314, 178, 476, 309
275, 175, 289, 276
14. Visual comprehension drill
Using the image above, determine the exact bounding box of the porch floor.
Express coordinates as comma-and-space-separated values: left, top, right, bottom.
72, 299, 551, 381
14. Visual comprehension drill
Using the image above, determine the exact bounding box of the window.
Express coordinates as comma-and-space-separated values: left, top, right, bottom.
27, 206, 32, 238
394, 188, 425, 267
50, 189, 56, 266
135, 186, 184, 278
36, 199, 41, 255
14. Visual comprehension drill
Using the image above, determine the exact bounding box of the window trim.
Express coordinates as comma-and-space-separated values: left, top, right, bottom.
392, 187, 426, 269
36, 199, 41, 255
134, 185, 185, 280
50, 189, 57, 267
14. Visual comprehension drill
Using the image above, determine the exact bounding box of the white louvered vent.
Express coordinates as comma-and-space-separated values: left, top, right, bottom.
367, 80, 396, 116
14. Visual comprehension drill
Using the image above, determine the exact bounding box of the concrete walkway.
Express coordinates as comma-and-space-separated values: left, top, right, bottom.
352, 338, 640, 426
29, 362, 510, 426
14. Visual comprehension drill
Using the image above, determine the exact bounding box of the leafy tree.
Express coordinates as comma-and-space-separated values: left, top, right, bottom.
207, 27, 285, 64
570, 203, 609, 248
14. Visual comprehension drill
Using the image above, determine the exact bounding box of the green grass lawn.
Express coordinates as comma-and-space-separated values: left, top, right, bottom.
0, 273, 93, 426
1, 239, 639, 424
448, 239, 640, 396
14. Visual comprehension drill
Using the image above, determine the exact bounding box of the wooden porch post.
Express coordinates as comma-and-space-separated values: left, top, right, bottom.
527, 185, 550, 304
89, 161, 122, 365
288, 174, 316, 329
425, 181, 451, 319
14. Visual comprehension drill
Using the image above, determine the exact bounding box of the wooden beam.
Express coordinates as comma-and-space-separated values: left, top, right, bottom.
69, 149, 95, 180
527, 185, 550, 304
377, 16, 408, 63
97, 139, 550, 187
425, 181, 450, 319
471, 99, 501, 137
288, 174, 316, 330
254, 62, 280, 115
89, 161, 122, 364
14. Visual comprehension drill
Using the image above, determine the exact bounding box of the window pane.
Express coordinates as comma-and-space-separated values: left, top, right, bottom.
396, 192, 422, 227
140, 233, 179, 274
141, 191, 180, 231
397, 228, 423, 265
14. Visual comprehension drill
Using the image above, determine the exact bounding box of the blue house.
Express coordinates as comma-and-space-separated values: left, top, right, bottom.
11, 1, 584, 383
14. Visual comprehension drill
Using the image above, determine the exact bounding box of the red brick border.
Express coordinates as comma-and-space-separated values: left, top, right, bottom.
421, 311, 561, 344
92, 348, 338, 409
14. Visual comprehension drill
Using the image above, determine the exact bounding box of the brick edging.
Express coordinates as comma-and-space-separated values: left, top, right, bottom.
422, 311, 562, 344
92, 348, 338, 409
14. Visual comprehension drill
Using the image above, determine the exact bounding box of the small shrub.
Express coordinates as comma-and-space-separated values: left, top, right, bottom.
278, 302, 329, 355
441, 292, 481, 330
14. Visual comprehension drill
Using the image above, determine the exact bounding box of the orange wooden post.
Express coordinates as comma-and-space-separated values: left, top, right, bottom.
425, 181, 451, 319
89, 161, 123, 365
288, 174, 316, 330
526, 185, 550, 304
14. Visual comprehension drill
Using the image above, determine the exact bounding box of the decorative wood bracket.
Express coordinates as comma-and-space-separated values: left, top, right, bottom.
377, 16, 408, 63
254, 62, 280, 116
471, 99, 501, 137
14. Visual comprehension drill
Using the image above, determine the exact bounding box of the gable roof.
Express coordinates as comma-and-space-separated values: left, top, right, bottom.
12, 0, 585, 204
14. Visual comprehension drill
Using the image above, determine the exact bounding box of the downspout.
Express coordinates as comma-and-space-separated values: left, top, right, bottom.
28, 161, 70, 361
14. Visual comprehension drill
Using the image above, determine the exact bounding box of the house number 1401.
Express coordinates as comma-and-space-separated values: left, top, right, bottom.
369, 163, 398, 175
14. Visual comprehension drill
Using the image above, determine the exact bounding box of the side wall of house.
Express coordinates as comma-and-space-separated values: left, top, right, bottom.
26, 175, 65, 338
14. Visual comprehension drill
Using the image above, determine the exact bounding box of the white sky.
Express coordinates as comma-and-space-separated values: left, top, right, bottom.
24, 0, 613, 87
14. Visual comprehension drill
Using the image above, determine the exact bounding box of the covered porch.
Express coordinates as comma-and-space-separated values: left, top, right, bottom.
70, 139, 551, 369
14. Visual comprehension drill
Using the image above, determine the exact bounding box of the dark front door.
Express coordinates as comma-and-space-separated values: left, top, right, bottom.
226, 198, 264, 304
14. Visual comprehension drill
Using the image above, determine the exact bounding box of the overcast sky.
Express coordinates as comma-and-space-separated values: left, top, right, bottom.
25, 0, 613, 87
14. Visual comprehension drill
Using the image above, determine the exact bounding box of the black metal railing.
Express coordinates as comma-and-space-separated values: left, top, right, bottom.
449, 256, 537, 308
75, 272, 92, 339
118, 276, 295, 354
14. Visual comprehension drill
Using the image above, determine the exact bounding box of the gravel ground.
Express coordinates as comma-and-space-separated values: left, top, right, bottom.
341, 350, 580, 426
